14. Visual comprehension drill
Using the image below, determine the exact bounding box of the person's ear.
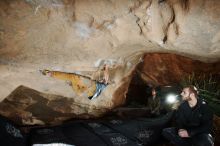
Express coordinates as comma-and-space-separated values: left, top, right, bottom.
189, 92, 194, 98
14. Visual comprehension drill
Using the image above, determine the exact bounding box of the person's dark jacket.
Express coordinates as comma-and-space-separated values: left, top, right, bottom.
147, 96, 161, 115
175, 98, 213, 137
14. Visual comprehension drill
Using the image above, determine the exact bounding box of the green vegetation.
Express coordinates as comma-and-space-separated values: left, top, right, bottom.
181, 73, 220, 116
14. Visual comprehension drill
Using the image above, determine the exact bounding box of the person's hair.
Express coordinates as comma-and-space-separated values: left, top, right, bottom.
187, 85, 199, 97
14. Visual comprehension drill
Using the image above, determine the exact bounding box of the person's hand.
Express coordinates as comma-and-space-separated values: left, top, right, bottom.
40, 69, 52, 76
178, 129, 189, 138
171, 101, 181, 110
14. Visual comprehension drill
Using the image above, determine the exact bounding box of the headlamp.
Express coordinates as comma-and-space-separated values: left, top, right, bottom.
165, 94, 178, 104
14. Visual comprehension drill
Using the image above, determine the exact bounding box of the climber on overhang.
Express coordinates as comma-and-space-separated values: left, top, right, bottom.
40, 65, 109, 100
88, 64, 110, 100
97, 64, 109, 85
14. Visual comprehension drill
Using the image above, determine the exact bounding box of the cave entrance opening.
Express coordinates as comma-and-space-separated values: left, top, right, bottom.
125, 70, 151, 108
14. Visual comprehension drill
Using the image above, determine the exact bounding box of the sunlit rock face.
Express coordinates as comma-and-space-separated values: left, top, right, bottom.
0, 0, 220, 122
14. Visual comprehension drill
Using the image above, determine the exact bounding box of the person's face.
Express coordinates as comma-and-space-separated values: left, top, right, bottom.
180, 88, 191, 101
152, 89, 156, 97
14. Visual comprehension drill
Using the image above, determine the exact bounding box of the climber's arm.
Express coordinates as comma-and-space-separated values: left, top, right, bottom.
41, 70, 74, 81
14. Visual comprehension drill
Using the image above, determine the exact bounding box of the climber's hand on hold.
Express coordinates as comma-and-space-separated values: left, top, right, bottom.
40, 69, 52, 76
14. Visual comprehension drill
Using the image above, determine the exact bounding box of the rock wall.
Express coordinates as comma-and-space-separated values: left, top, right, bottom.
138, 53, 220, 86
